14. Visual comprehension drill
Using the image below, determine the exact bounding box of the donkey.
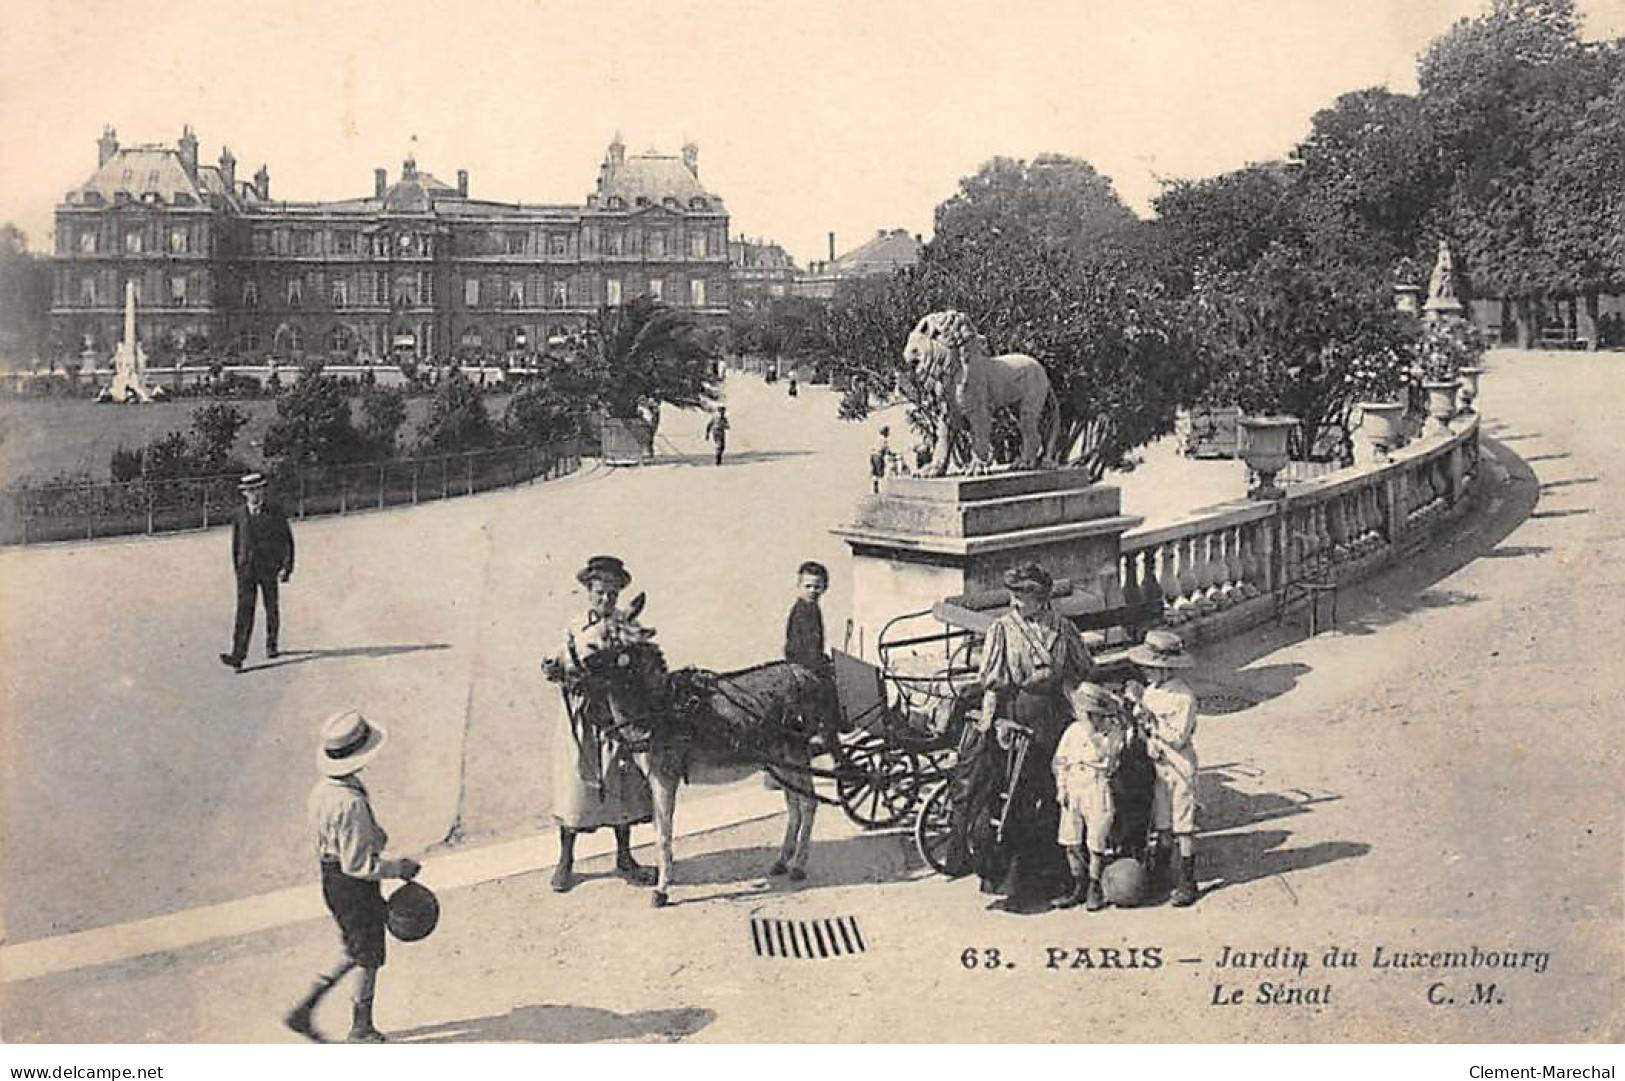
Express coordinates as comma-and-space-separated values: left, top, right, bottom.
567, 634, 847, 907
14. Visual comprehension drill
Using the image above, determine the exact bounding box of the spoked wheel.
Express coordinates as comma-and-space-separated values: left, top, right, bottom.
835, 732, 920, 828
914, 779, 971, 877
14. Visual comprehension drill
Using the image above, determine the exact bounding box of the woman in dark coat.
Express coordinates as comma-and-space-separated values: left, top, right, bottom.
959, 561, 1093, 907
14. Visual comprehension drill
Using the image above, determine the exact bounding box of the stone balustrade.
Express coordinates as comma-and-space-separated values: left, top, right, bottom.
1116, 415, 1482, 646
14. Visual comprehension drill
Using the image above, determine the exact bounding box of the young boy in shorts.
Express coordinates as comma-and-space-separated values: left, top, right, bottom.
1125, 630, 1201, 907
1052, 682, 1128, 911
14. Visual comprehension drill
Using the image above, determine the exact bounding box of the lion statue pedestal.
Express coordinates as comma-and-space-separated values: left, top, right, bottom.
832, 470, 1142, 661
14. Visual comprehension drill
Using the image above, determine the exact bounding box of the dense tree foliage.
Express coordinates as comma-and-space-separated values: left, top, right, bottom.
827, 157, 1200, 478
578, 296, 720, 433
0, 224, 50, 365
261, 361, 369, 469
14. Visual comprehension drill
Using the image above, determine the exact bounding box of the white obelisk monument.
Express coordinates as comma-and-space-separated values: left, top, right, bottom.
108, 279, 154, 403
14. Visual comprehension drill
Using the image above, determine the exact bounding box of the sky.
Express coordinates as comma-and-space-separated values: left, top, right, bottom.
2, 0, 1622, 266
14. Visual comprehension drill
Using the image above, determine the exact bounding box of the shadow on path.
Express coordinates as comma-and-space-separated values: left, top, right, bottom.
665, 832, 916, 907
394, 1003, 715, 1043
656, 449, 818, 469
239, 642, 451, 673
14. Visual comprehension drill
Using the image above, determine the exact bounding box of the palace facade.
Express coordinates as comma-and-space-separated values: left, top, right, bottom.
49, 128, 731, 363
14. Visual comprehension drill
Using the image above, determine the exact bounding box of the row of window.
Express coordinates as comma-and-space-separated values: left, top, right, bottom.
72, 224, 204, 255
73, 275, 197, 306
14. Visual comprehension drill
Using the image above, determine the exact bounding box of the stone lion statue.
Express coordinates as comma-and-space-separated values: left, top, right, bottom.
901, 310, 1056, 476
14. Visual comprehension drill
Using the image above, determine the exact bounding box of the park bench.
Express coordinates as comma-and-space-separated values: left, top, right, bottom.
1537, 328, 1588, 350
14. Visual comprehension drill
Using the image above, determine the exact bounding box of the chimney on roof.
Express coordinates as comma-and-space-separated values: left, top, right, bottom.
178, 125, 199, 177
218, 146, 236, 192
828, 232, 836, 263
375, 168, 387, 197
253, 164, 270, 201
681, 141, 698, 178
98, 125, 119, 167
457, 169, 468, 197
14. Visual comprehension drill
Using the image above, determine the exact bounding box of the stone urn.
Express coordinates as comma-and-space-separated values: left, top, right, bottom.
1456, 366, 1485, 416
1354, 401, 1406, 465
1422, 379, 1459, 437
1238, 415, 1298, 500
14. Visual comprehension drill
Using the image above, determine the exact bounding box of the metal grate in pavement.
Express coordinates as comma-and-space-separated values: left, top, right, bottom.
750, 916, 865, 959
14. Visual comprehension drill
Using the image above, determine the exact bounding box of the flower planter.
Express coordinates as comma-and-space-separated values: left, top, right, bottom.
601, 416, 652, 466
1456, 366, 1485, 416
1237, 415, 1297, 500
1422, 379, 1459, 437
1354, 401, 1406, 465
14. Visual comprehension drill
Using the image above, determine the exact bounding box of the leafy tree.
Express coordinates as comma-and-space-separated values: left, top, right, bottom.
358, 384, 408, 458
190, 403, 250, 471
261, 361, 368, 469
1416, 0, 1621, 342
828, 182, 1200, 479
501, 353, 596, 446
415, 369, 497, 454
933, 155, 1141, 262
0, 223, 52, 365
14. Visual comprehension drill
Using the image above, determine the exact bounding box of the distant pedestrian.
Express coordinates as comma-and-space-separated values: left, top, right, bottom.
787, 367, 799, 397
1124, 630, 1201, 907
284, 709, 421, 1043
870, 426, 893, 493
220, 473, 294, 671
704, 406, 730, 466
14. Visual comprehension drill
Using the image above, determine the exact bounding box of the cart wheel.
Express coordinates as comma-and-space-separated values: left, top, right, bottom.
835, 733, 918, 829
914, 780, 970, 877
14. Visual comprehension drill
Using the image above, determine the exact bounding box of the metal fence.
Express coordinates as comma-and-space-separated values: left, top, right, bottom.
0, 441, 581, 546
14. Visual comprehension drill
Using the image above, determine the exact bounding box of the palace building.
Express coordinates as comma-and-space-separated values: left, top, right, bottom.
49, 128, 731, 363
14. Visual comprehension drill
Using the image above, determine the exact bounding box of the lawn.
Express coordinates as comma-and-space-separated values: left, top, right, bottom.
0, 394, 513, 487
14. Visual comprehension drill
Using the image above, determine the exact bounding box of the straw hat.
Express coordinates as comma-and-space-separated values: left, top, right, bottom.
576, 555, 631, 589
1127, 630, 1196, 670
317, 708, 387, 777
1002, 560, 1053, 596
238, 472, 268, 492
1070, 681, 1119, 716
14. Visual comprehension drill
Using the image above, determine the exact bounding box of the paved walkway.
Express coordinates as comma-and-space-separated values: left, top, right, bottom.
3, 352, 1620, 1042
0, 372, 1246, 945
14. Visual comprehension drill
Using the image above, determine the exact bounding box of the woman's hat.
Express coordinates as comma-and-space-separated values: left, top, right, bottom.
1127, 630, 1196, 670
576, 554, 631, 589
317, 708, 387, 777
238, 472, 268, 492
1070, 681, 1119, 716
1002, 560, 1053, 596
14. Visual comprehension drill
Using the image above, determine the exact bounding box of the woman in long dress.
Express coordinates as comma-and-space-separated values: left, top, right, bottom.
960, 560, 1093, 907
542, 555, 658, 893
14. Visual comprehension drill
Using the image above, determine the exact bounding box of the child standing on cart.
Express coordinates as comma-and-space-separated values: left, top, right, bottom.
1124, 630, 1201, 907
1052, 682, 1128, 911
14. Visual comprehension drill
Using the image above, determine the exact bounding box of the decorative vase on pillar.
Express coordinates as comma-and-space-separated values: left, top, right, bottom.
1355, 401, 1406, 465
1237, 415, 1297, 500
1422, 380, 1459, 437
1456, 366, 1485, 416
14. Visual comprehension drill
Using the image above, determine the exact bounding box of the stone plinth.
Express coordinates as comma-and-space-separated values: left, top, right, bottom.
831, 470, 1142, 659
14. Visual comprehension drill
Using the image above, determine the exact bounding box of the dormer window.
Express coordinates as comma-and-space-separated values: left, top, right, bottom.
635, 196, 650, 207
689, 197, 707, 210
663, 197, 678, 208
607, 196, 625, 210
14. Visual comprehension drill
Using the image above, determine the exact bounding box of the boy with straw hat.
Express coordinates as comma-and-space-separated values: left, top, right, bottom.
1124, 630, 1201, 907
285, 709, 421, 1042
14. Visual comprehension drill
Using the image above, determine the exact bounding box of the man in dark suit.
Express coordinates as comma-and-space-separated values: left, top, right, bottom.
220, 473, 295, 671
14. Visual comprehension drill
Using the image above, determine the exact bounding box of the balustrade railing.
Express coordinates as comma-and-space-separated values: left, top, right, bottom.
1119, 417, 1480, 633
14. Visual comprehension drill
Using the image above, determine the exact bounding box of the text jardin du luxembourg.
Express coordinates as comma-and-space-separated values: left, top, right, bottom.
1207, 943, 1550, 1008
